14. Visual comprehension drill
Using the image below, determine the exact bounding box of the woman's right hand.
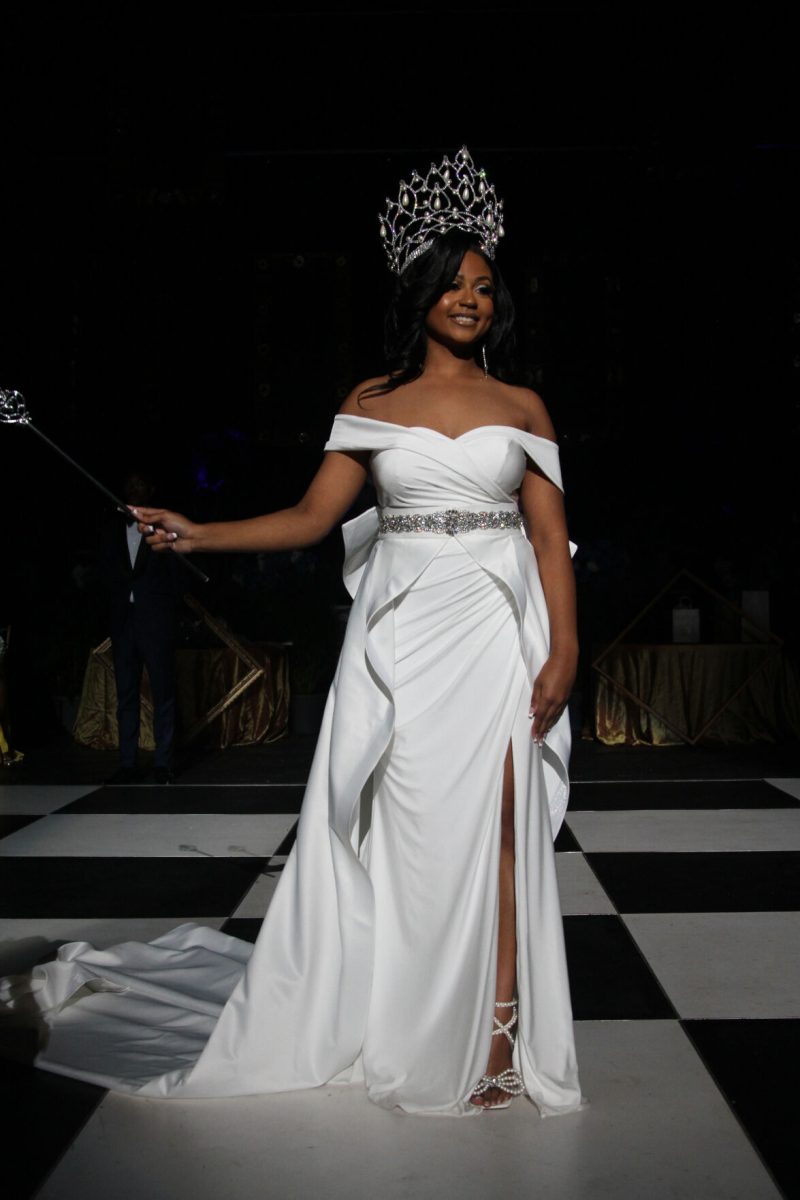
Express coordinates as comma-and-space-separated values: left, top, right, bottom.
130, 506, 200, 554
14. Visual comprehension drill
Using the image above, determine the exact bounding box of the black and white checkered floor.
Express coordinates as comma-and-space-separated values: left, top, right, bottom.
2, 738, 799, 1200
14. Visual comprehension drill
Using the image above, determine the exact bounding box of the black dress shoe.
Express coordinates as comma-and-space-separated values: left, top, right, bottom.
151, 767, 176, 785
106, 767, 142, 785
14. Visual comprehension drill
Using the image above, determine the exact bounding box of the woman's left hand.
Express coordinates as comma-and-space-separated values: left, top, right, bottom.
529, 651, 577, 744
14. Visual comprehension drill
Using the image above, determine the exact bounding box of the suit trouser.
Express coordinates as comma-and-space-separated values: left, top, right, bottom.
111, 603, 176, 769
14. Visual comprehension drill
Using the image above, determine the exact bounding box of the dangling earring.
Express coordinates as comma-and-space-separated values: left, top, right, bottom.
481, 344, 489, 379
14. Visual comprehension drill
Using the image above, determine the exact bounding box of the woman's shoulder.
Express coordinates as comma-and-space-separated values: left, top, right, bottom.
337, 377, 393, 417
495, 382, 557, 442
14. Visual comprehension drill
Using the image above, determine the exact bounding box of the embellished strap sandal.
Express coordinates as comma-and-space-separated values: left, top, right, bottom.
471, 1000, 526, 1110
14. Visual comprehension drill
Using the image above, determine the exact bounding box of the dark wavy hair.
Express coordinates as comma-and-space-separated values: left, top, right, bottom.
359, 229, 517, 402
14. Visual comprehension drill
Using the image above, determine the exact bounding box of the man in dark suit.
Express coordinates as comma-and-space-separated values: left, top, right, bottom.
104, 470, 178, 784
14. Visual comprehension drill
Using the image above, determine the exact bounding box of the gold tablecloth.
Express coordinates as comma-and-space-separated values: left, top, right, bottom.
74, 644, 289, 751
592, 643, 800, 745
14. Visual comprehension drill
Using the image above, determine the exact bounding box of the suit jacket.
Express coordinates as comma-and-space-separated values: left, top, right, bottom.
102, 519, 179, 633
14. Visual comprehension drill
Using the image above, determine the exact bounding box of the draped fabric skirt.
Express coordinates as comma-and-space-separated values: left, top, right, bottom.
355, 538, 526, 1112
2, 535, 581, 1118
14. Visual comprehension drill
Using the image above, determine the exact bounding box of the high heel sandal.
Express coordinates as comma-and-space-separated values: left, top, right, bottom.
470, 1000, 526, 1110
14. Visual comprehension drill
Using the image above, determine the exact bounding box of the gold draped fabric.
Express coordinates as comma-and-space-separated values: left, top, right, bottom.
177, 647, 289, 748
0, 721, 24, 765
0, 645, 23, 763
73, 645, 289, 751
592, 644, 800, 746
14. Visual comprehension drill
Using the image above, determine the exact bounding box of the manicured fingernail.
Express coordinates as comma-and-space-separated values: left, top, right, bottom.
168, 532, 178, 541
146, 525, 155, 533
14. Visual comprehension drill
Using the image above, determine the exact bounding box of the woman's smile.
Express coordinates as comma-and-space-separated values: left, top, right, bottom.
424, 249, 495, 353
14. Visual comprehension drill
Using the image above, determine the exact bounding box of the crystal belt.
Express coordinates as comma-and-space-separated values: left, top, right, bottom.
377, 509, 523, 535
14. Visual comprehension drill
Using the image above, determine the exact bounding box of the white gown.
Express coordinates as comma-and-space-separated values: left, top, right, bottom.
1, 415, 583, 1118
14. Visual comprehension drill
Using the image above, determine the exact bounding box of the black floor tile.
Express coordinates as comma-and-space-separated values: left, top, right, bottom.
564, 915, 676, 1019
0, 857, 265, 918
221, 917, 264, 944
272, 823, 297, 857
0, 733, 317, 787
60, 784, 306, 815
569, 779, 800, 810
11, 731, 800, 787
0, 1058, 106, 1199
0, 815, 42, 839
177, 736, 317, 785
683, 1019, 800, 1200
587, 852, 800, 913
569, 739, 800, 782
555, 823, 579, 852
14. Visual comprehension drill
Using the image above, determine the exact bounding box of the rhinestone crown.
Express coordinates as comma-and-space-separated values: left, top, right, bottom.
378, 146, 505, 276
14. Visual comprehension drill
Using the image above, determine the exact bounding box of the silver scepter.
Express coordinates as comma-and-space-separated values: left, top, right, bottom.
0, 388, 209, 583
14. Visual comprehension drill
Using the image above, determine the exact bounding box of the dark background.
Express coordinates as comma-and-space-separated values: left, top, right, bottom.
1, 6, 798, 743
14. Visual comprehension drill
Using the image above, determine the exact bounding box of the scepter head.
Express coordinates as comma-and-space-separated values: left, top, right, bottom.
0, 389, 31, 426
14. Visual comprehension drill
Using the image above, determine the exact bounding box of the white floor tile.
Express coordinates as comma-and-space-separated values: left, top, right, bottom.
0, 814, 298, 857
624, 912, 800, 1018
567, 808, 800, 852
0, 785, 99, 815
765, 777, 800, 801
556, 852, 616, 915
37, 1021, 779, 1200
0, 917, 226, 975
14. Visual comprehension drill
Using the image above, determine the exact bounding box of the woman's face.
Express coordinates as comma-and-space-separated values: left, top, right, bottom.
424, 249, 495, 351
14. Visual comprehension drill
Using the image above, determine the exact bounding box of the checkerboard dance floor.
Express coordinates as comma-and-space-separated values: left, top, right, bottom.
1, 741, 798, 1200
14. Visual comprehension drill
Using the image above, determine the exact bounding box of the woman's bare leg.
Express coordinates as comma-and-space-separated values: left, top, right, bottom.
471, 741, 517, 1108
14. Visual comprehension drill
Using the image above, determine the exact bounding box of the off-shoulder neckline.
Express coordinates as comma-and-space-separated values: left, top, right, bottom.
333, 413, 558, 448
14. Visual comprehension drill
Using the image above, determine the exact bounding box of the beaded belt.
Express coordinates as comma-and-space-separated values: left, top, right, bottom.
377, 508, 523, 535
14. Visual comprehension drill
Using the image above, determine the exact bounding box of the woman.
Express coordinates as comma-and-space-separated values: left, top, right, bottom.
4, 149, 583, 1117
